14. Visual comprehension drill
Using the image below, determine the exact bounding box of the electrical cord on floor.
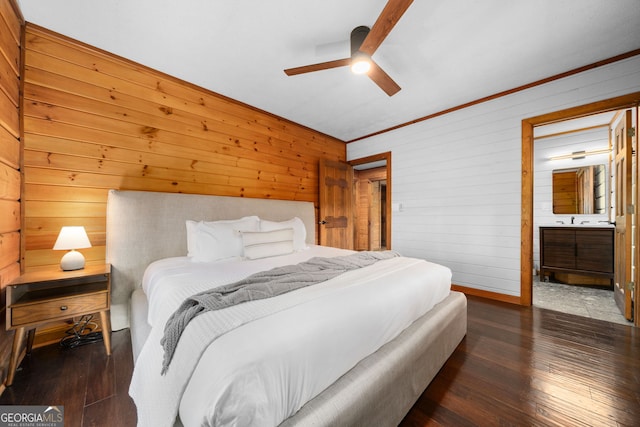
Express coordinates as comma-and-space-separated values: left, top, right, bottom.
60, 314, 104, 349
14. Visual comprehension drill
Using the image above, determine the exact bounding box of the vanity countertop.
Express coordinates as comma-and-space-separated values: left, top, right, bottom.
542, 223, 615, 228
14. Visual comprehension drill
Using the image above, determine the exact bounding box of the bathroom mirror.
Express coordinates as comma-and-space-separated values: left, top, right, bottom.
552, 165, 606, 214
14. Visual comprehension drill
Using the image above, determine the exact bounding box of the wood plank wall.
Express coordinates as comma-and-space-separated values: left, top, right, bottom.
0, 0, 22, 387
22, 23, 345, 271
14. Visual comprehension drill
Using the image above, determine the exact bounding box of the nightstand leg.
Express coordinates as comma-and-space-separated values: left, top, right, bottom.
26, 329, 36, 354
7, 327, 26, 386
99, 310, 112, 356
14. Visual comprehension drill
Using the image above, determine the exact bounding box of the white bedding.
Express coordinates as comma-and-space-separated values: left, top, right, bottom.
129, 245, 452, 427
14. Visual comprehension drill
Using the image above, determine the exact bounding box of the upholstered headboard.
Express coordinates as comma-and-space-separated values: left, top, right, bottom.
105, 190, 316, 330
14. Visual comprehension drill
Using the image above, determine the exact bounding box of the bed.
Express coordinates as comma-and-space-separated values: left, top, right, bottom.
105, 189, 467, 427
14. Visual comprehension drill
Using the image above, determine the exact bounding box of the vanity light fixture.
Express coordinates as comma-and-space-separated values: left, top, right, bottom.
549, 148, 610, 161
53, 226, 92, 271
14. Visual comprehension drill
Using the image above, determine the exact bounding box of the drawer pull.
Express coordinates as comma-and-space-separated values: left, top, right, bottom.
60, 305, 68, 311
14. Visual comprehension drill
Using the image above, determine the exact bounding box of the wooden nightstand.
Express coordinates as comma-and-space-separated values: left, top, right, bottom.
5, 264, 112, 386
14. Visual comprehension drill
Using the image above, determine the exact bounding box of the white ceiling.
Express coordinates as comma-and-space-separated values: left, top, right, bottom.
17, 0, 640, 142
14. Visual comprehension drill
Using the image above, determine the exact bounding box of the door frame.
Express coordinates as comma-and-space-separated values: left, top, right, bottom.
349, 152, 392, 249
521, 92, 640, 327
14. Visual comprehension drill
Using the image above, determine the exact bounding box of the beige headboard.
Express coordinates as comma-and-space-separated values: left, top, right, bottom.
105, 190, 316, 330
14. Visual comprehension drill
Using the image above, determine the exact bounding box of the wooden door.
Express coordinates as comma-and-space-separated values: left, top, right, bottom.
369, 180, 382, 250
636, 105, 640, 327
319, 159, 354, 249
613, 110, 633, 321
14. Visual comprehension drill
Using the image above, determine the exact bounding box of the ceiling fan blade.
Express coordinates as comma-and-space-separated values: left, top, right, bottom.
368, 59, 401, 96
284, 58, 351, 76
359, 0, 414, 56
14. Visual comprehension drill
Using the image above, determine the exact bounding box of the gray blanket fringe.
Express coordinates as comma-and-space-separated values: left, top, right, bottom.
160, 251, 400, 374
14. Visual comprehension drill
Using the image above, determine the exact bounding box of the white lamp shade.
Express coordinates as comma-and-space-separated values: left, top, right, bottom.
54, 226, 91, 271
54, 226, 92, 250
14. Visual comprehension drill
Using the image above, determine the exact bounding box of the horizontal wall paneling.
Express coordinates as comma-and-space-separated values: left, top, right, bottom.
22, 23, 345, 271
0, 0, 21, 387
347, 55, 640, 298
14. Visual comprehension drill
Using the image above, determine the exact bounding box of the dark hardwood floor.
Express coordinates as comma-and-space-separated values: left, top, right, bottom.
401, 297, 640, 427
0, 326, 136, 427
1, 296, 638, 427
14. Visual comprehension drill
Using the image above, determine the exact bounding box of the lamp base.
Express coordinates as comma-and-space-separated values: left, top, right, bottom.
60, 250, 86, 271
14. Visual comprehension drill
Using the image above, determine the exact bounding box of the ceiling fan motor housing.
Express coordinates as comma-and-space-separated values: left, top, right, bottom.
350, 26, 371, 57
284, 0, 412, 96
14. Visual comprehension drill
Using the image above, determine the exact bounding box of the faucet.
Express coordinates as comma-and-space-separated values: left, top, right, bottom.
571, 216, 575, 224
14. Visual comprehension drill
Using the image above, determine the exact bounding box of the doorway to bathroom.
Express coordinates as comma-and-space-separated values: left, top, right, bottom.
521, 92, 640, 327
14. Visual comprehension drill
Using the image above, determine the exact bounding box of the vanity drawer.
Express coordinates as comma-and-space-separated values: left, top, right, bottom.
541, 229, 575, 269
11, 292, 108, 326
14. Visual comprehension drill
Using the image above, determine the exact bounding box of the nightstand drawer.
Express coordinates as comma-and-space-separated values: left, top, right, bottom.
11, 292, 108, 326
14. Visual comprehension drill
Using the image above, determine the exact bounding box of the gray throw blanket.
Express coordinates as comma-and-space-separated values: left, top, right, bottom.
160, 251, 400, 374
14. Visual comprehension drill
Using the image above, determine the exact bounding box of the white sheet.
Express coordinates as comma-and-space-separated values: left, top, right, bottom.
129, 245, 451, 427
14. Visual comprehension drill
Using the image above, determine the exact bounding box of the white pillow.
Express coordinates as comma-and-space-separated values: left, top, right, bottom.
186, 216, 260, 262
259, 217, 307, 251
241, 228, 295, 260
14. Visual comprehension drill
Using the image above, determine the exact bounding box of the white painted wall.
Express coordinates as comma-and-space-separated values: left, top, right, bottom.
347, 55, 640, 297
533, 127, 611, 272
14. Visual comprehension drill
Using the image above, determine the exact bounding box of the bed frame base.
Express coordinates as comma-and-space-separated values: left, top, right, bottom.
279, 291, 466, 427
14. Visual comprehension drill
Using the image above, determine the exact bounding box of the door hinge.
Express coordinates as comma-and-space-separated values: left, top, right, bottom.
628, 281, 635, 291
629, 127, 636, 138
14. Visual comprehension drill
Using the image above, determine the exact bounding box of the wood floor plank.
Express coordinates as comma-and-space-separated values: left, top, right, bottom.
400, 297, 640, 427
83, 330, 136, 425
1, 296, 637, 427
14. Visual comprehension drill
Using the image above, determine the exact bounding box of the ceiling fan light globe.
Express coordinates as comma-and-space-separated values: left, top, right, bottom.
351, 59, 371, 74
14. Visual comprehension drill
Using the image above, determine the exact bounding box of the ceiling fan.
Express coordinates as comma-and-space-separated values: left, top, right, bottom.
284, 0, 414, 97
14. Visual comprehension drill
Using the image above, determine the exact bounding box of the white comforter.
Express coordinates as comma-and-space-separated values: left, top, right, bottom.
129, 245, 451, 427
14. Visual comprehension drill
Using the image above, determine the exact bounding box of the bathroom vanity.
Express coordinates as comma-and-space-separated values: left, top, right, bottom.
539, 225, 614, 285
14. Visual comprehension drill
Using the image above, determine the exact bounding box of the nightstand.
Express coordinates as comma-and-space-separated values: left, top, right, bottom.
5, 264, 112, 386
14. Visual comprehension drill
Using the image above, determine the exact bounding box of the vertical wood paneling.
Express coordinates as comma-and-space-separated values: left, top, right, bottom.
347, 55, 640, 298
0, 0, 22, 388
22, 23, 345, 269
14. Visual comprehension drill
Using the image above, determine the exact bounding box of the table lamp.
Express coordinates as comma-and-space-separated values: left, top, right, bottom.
53, 226, 92, 271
